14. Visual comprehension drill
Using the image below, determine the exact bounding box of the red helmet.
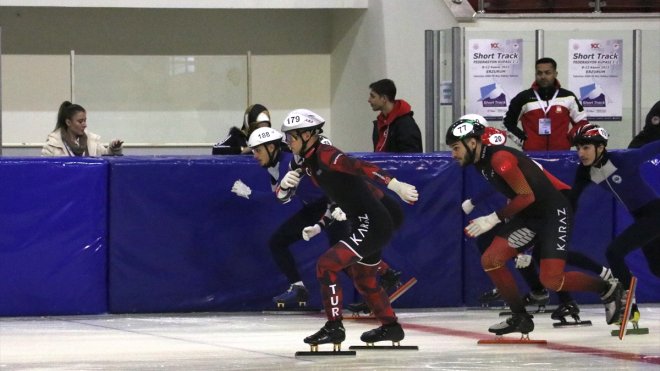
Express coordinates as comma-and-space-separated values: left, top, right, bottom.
481, 127, 507, 146
572, 124, 609, 146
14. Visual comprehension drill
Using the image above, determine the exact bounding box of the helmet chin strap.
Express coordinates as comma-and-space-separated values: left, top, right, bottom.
592, 146, 606, 167
462, 138, 477, 165
262, 144, 279, 168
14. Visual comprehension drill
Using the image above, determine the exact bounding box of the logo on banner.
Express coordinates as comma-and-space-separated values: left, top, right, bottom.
478, 83, 507, 107
579, 83, 606, 107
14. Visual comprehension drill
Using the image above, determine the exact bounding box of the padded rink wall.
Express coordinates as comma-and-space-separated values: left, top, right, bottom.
0, 152, 658, 316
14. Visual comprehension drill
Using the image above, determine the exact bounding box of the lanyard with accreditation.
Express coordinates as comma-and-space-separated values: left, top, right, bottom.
534, 89, 559, 135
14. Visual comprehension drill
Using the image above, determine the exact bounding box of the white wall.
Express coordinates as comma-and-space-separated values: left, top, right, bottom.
330, 0, 457, 152
1, 2, 658, 155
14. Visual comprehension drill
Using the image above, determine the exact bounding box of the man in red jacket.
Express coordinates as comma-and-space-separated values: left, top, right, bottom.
503, 58, 588, 151
368, 79, 423, 153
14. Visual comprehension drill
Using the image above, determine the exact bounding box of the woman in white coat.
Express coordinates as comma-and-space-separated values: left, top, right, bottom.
42, 101, 123, 157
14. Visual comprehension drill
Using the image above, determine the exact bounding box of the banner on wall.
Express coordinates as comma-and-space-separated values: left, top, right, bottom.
568, 39, 623, 121
466, 39, 523, 121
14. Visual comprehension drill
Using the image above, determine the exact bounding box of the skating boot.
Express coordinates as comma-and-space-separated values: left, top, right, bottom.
380, 268, 402, 292
360, 322, 404, 345
478, 288, 504, 307
600, 278, 624, 325
551, 300, 592, 327
523, 289, 549, 313
303, 320, 346, 351
273, 283, 309, 308
489, 312, 535, 336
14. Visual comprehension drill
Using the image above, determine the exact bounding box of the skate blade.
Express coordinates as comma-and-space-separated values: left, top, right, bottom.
262, 307, 319, 315
499, 307, 555, 316
611, 328, 649, 336
553, 320, 592, 328
349, 345, 418, 350
478, 334, 546, 345
295, 350, 356, 357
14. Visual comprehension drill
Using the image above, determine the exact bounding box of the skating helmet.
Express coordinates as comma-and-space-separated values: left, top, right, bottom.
281, 109, 325, 134
458, 113, 488, 127
242, 104, 271, 135
445, 117, 486, 145
481, 127, 507, 146
572, 124, 609, 147
247, 127, 284, 149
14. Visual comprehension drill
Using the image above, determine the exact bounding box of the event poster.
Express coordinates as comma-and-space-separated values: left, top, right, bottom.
568, 39, 623, 121
466, 39, 523, 121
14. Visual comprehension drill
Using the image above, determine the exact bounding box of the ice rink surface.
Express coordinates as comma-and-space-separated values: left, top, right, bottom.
1, 305, 658, 370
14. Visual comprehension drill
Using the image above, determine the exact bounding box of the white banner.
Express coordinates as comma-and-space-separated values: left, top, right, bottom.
568, 39, 623, 121
466, 39, 523, 121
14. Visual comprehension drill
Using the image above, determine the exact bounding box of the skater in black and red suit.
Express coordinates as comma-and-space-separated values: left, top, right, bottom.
281, 109, 418, 348
445, 116, 624, 336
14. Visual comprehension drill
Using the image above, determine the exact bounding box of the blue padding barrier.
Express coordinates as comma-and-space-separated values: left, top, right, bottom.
0, 158, 108, 316
1, 151, 658, 316
106, 154, 463, 313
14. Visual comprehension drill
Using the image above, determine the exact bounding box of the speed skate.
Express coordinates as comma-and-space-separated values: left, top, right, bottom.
612, 277, 649, 339
349, 322, 419, 351
478, 312, 547, 345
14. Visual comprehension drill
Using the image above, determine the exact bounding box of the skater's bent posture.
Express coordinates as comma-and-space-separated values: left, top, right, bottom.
445, 116, 623, 336
281, 109, 418, 347
569, 124, 660, 324
246, 127, 349, 307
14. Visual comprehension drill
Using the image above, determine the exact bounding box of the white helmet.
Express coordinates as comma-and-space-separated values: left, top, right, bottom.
247, 127, 284, 148
459, 113, 488, 127
281, 109, 325, 133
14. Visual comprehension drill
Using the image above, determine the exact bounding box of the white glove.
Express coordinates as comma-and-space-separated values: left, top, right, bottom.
461, 199, 475, 215
331, 207, 346, 221
515, 254, 532, 269
465, 212, 501, 238
231, 179, 252, 199
280, 170, 301, 189
387, 178, 419, 204
302, 224, 322, 241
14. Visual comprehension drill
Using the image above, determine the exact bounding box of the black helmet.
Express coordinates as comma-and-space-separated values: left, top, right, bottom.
572, 124, 609, 147
242, 104, 271, 135
445, 118, 487, 145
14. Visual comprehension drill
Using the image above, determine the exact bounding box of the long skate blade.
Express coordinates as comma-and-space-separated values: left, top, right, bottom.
389, 278, 417, 303
553, 320, 592, 328
262, 307, 319, 315
478, 337, 547, 345
611, 328, 649, 336
349, 345, 419, 350
618, 277, 637, 340
499, 307, 554, 316
295, 350, 356, 357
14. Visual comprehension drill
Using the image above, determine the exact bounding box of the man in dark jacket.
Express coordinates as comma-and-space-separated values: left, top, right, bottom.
368, 79, 423, 153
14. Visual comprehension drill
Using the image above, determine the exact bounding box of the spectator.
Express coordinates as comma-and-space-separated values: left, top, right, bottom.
368, 79, 423, 152
42, 101, 122, 157
503, 57, 588, 151
628, 100, 660, 148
